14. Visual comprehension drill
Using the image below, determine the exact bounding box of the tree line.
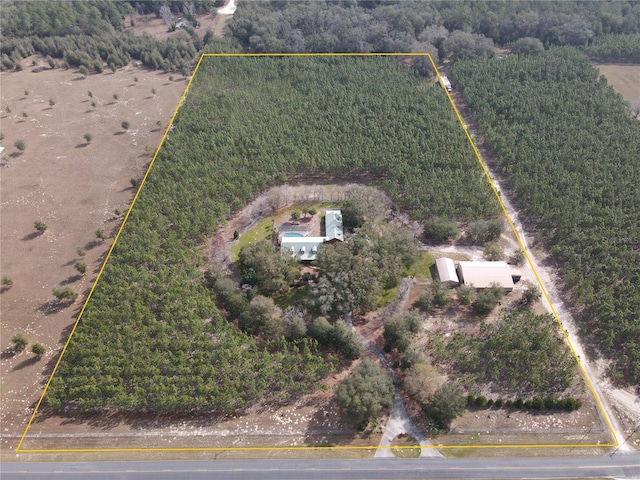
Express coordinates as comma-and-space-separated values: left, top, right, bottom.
452, 48, 640, 385
0, 0, 223, 73
226, 1, 640, 61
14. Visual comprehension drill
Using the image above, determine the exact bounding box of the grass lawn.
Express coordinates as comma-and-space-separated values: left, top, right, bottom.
406, 252, 434, 281
230, 216, 276, 262
390, 434, 421, 458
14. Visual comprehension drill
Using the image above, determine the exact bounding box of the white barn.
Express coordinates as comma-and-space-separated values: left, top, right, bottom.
456, 261, 514, 292
435, 257, 460, 287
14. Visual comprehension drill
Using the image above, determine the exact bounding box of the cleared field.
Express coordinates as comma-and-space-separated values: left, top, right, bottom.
0, 59, 187, 458
597, 64, 640, 111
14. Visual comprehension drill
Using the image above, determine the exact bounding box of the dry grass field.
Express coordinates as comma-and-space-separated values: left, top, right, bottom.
0, 57, 188, 457
597, 64, 640, 113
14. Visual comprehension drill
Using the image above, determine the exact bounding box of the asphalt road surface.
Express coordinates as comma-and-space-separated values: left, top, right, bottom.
2, 453, 639, 479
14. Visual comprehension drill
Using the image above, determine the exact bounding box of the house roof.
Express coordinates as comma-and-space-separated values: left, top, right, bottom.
435, 257, 459, 285
456, 261, 514, 290
278, 208, 344, 261
280, 237, 325, 261
324, 209, 344, 241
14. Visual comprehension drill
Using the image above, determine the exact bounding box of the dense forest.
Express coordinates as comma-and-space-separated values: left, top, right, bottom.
0, 0, 232, 73
452, 48, 640, 386
2, 1, 640, 73
227, 0, 640, 60
47, 56, 499, 413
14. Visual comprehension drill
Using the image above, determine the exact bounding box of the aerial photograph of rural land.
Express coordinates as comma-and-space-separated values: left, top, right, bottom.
1, 1, 639, 479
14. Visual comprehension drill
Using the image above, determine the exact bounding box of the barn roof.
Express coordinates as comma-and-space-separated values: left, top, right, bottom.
456, 261, 514, 290
435, 257, 459, 285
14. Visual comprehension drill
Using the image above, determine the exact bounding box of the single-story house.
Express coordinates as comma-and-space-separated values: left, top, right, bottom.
280, 209, 344, 261
456, 261, 514, 292
435, 257, 460, 287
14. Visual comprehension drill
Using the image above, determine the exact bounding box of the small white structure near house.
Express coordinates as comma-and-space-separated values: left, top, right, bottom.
435, 257, 460, 287
456, 261, 514, 292
280, 209, 344, 261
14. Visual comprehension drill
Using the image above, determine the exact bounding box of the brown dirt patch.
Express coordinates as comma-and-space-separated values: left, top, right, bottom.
596, 64, 640, 113
0, 57, 187, 457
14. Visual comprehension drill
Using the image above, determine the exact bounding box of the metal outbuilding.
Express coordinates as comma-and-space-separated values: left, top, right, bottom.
435, 257, 460, 287
456, 261, 514, 291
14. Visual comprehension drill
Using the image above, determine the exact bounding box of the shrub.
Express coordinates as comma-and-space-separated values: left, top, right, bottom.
53, 286, 78, 302
474, 395, 488, 407
423, 217, 458, 243
483, 241, 504, 261
12, 333, 28, 351
34, 220, 47, 232
32, 343, 46, 357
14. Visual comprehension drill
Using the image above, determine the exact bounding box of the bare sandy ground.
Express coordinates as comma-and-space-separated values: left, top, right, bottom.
0, 58, 187, 456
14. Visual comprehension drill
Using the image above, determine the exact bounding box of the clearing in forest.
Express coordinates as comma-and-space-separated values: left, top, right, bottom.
15, 54, 615, 455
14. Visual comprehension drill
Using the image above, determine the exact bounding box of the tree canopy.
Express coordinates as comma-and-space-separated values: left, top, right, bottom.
453, 48, 640, 385
335, 358, 393, 426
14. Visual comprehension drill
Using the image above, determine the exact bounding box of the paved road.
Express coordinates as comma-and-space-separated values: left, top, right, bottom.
2, 453, 639, 479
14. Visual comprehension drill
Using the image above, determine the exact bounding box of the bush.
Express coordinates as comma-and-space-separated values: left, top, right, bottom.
32, 343, 45, 357
383, 316, 411, 353
12, 333, 28, 351
332, 321, 363, 360
483, 241, 504, 261
423, 217, 458, 243
474, 395, 488, 407
471, 284, 503, 315
53, 286, 78, 302
14, 140, 26, 151
456, 284, 476, 305
34, 220, 47, 232
309, 317, 333, 345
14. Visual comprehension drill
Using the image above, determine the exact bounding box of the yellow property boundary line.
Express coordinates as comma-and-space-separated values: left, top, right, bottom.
16, 53, 617, 454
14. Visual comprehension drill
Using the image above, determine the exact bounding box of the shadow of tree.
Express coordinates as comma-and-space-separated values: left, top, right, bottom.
1, 347, 17, 360
22, 231, 43, 241
60, 274, 83, 286
36, 299, 74, 315
13, 355, 40, 371
84, 239, 103, 250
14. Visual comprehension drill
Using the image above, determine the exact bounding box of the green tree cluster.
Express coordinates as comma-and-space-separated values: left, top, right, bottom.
453, 48, 640, 385
335, 358, 393, 427
442, 310, 576, 395
238, 239, 300, 295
